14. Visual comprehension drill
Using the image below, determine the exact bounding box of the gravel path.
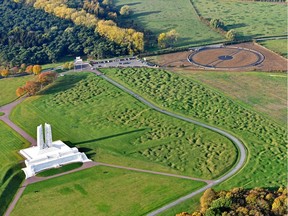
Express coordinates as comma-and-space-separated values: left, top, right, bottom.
3, 69, 247, 216
92, 70, 247, 216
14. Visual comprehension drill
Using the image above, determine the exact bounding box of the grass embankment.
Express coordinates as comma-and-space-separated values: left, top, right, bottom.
114, 0, 223, 48
11, 166, 205, 216
193, 0, 287, 39
0, 121, 29, 216
37, 163, 83, 177
0, 75, 33, 106
10, 72, 236, 180
104, 68, 286, 189
259, 39, 288, 58
175, 71, 287, 126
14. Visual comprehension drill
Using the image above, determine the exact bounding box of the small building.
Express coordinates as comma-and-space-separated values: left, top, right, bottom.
20, 123, 90, 179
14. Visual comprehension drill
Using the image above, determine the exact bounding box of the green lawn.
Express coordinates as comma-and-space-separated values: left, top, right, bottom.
10, 72, 237, 180
0, 120, 29, 215
193, 0, 287, 39
103, 68, 286, 189
115, 0, 224, 48
259, 39, 288, 58
0, 75, 33, 106
0, 120, 28, 184
175, 71, 287, 126
11, 166, 205, 216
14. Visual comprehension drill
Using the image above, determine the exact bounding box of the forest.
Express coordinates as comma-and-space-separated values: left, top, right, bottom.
0, 0, 142, 67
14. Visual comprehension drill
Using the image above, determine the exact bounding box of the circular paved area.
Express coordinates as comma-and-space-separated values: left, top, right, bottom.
188, 46, 265, 69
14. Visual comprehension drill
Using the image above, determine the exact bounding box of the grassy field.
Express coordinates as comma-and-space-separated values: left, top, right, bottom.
175, 71, 287, 126
0, 75, 33, 106
0, 120, 29, 184
193, 0, 287, 39
0, 120, 29, 215
11, 166, 205, 216
10, 72, 237, 179
115, 0, 224, 48
104, 68, 286, 189
259, 39, 288, 58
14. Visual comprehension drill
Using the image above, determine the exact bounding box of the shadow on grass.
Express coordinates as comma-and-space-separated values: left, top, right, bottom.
117, 2, 141, 8
133, 11, 162, 18
74, 128, 147, 145
39, 73, 89, 95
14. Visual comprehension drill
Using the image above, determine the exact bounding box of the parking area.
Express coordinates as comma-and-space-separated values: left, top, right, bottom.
90, 57, 157, 69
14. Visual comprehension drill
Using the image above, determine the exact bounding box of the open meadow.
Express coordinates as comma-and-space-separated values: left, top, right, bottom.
10, 72, 237, 179
115, 0, 223, 48
259, 39, 288, 58
175, 71, 287, 126
0, 121, 29, 215
193, 0, 287, 39
104, 68, 286, 190
11, 166, 205, 216
0, 75, 33, 106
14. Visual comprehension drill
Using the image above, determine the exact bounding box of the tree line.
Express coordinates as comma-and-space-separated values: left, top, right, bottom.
0, 0, 128, 68
177, 186, 287, 216
16, 70, 57, 96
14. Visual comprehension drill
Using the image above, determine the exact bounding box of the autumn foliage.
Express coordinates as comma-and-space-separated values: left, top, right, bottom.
16, 71, 57, 96
177, 187, 288, 216
27, 0, 144, 54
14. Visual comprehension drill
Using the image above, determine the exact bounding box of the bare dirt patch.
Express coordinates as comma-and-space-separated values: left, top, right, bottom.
153, 42, 287, 72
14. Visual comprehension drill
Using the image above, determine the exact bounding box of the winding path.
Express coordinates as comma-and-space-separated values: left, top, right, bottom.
0, 98, 36, 146
92, 70, 247, 215
3, 69, 247, 216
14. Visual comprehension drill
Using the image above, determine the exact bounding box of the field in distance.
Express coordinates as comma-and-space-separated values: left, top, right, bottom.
115, 0, 223, 48
11, 166, 205, 216
193, 0, 287, 39
10, 72, 237, 179
175, 71, 287, 126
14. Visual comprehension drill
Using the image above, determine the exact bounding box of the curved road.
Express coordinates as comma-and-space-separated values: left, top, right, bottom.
92, 70, 247, 215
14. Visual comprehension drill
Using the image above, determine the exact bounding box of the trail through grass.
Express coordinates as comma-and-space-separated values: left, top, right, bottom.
104, 68, 286, 188
11, 166, 205, 216
10, 72, 237, 179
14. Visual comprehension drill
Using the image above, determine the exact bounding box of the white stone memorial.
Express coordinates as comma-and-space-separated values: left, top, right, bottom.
20, 123, 91, 179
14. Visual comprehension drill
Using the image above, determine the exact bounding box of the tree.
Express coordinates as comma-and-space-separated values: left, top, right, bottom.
0, 69, 9, 77
226, 29, 236, 41
16, 87, 26, 97
32, 64, 42, 75
38, 71, 57, 85
200, 188, 216, 213
158, 29, 179, 48
24, 81, 41, 96
210, 18, 225, 30
19, 63, 26, 73
158, 33, 167, 48
25, 65, 33, 73
120, 5, 132, 16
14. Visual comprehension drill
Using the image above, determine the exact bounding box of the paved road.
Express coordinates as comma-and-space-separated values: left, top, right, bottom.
0, 97, 37, 146
91, 70, 247, 216
98, 162, 213, 184
3, 69, 246, 216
